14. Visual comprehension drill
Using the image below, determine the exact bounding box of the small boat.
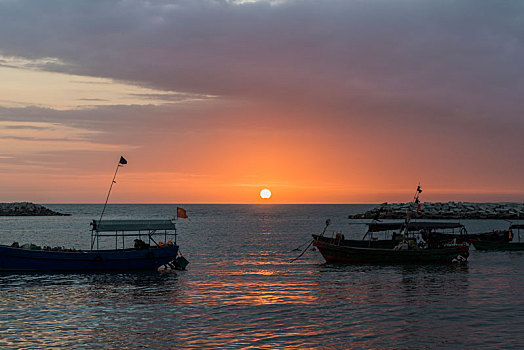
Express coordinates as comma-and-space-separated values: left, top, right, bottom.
467, 229, 511, 244
312, 235, 469, 264
312, 186, 470, 264
0, 156, 189, 272
0, 219, 182, 272
313, 221, 469, 264
472, 224, 524, 251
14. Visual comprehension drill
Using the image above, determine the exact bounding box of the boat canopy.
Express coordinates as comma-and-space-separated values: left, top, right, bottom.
367, 221, 464, 233
92, 219, 176, 232
510, 224, 524, 230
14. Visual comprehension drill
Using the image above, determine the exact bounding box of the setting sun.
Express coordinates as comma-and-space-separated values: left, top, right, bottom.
260, 189, 272, 199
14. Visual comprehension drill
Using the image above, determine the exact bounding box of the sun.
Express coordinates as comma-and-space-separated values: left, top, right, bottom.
260, 188, 272, 199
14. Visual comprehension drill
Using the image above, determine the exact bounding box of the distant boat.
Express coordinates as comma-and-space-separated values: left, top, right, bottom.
471, 224, 524, 251
364, 221, 513, 245
0, 219, 184, 272
312, 186, 469, 264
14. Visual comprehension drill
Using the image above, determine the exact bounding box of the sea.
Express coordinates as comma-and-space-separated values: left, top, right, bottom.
0, 204, 523, 349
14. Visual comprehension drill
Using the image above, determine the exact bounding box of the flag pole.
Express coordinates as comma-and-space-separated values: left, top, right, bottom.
402, 184, 422, 243
98, 156, 127, 226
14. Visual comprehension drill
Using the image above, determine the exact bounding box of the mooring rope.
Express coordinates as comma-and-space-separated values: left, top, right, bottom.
289, 239, 314, 263
289, 219, 331, 263
291, 239, 312, 252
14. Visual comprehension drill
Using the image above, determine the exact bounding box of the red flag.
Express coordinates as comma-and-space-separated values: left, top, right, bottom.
417, 203, 421, 212
177, 207, 188, 219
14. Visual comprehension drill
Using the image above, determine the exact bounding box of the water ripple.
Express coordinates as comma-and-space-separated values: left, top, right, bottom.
1, 205, 523, 348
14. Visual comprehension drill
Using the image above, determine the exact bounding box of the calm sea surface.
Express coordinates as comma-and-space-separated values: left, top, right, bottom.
1, 204, 523, 349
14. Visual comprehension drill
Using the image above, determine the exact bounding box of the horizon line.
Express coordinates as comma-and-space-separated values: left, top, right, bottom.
38, 201, 524, 205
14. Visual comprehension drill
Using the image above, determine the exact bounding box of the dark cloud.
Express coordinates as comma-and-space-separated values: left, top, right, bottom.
0, 1, 523, 107
0, 135, 78, 142
128, 92, 214, 102
77, 98, 108, 102
2, 124, 49, 130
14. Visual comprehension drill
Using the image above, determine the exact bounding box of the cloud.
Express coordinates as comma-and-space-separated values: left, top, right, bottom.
0, 1, 522, 121
1, 1, 522, 123
0, 121, 136, 159
0, 0, 523, 201
0, 59, 212, 110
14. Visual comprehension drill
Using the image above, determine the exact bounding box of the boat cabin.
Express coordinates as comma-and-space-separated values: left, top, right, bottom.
364, 221, 467, 246
90, 219, 178, 251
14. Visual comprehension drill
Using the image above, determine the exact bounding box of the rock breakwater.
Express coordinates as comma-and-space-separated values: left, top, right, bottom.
0, 202, 69, 216
349, 202, 524, 220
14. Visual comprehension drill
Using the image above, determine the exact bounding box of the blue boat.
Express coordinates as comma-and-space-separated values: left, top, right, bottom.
0, 219, 182, 272
0, 156, 189, 272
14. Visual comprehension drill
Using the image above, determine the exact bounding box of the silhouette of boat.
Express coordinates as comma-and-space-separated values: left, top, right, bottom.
313, 221, 469, 264
472, 224, 524, 251
313, 186, 469, 264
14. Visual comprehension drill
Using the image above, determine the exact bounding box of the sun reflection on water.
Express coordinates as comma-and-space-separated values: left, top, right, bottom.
1, 205, 524, 349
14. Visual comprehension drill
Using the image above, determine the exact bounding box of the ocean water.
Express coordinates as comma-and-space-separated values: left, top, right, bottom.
0, 204, 523, 349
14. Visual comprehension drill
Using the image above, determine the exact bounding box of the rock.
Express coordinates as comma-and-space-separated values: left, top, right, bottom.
0, 202, 70, 216
348, 202, 524, 220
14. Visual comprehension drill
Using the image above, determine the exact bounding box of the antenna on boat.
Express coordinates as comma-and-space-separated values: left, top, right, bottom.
401, 184, 422, 243
98, 156, 127, 226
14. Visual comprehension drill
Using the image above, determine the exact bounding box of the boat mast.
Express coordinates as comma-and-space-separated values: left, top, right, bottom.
98, 156, 127, 225
91, 156, 127, 249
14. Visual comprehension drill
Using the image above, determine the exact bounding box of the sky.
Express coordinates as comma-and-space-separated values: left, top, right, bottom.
0, 0, 523, 204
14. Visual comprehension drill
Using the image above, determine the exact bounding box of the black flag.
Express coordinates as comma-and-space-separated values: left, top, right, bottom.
119, 156, 127, 165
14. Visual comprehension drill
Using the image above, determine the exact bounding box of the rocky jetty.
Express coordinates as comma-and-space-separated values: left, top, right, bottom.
0, 202, 69, 216
349, 202, 524, 220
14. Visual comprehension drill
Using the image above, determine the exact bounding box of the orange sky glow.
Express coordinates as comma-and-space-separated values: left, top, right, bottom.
0, 1, 523, 204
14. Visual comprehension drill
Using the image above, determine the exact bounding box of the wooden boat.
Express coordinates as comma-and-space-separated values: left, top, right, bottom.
312, 186, 469, 264
472, 224, 524, 251
466, 229, 511, 244
0, 219, 182, 272
313, 221, 469, 264
312, 234, 469, 264
0, 156, 188, 272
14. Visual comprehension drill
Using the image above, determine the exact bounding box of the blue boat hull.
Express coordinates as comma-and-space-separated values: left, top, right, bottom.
0, 245, 179, 272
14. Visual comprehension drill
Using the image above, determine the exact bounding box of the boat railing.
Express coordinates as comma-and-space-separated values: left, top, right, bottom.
90, 219, 178, 251
362, 221, 468, 246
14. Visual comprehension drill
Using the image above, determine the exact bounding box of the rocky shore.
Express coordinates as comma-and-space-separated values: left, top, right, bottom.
0, 202, 70, 216
349, 202, 524, 220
